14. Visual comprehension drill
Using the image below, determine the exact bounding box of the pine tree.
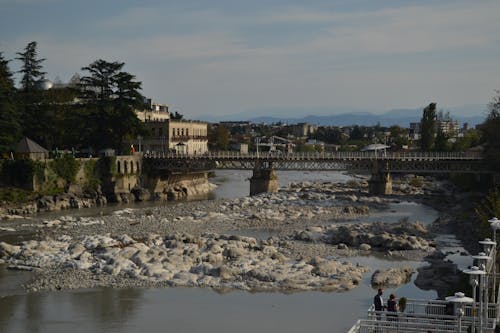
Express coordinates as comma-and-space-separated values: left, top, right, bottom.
79, 59, 145, 152
420, 103, 437, 151
0, 52, 21, 152
16, 41, 46, 92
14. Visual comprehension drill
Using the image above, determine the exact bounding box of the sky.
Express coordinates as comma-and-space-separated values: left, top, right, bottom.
1, 0, 500, 119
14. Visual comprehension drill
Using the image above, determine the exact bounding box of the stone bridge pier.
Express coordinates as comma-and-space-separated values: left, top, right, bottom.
368, 172, 392, 195
249, 162, 278, 196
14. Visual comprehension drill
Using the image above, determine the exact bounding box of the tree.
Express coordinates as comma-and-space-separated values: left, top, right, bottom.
481, 91, 500, 168
0, 52, 21, 152
434, 129, 451, 152
79, 59, 145, 152
208, 125, 229, 150
420, 103, 437, 151
453, 129, 480, 151
389, 125, 409, 147
16, 41, 46, 92
171, 111, 183, 120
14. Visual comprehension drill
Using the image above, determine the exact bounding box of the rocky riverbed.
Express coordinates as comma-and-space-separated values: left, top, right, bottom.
0, 177, 451, 294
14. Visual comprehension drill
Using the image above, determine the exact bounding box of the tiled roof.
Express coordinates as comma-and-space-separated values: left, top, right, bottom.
15, 137, 48, 153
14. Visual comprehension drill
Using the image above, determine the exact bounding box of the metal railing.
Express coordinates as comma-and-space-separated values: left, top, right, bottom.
347, 318, 457, 333
144, 151, 483, 161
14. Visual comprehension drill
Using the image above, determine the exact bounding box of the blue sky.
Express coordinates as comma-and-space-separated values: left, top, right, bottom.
1, 0, 499, 118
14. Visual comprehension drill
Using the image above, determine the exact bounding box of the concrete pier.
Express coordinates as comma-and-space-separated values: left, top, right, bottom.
368, 172, 392, 195
250, 167, 278, 196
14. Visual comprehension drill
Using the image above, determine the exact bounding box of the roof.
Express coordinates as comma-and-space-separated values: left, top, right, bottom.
15, 137, 48, 153
361, 144, 390, 152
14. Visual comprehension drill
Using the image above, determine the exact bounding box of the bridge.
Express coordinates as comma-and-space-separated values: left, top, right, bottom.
143, 151, 489, 195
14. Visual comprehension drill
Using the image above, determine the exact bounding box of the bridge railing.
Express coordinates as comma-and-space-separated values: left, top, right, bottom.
143, 151, 483, 160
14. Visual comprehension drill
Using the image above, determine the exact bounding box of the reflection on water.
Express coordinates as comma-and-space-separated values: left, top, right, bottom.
0, 262, 436, 333
0, 288, 143, 333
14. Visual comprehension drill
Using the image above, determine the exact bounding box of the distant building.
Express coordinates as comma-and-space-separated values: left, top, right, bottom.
436, 119, 459, 136
290, 123, 317, 137
229, 142, 249, 154
409, 122, 421, 140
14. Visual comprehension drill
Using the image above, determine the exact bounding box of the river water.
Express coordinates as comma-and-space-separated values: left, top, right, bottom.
0, 170, 448, 333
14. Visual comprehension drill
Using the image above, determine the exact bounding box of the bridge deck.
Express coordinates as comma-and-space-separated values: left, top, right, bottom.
143, 151, 487, 173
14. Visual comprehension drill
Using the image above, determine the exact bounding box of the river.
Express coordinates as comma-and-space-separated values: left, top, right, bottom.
0, 170, 448, 333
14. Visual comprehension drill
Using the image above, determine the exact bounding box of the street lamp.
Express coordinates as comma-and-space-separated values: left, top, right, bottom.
445, 292, 474, 333
464, 266, 486, 333
472, 252, 491, 327
488, 217, 500, 302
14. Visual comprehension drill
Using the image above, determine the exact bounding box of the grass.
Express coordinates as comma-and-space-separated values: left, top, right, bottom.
0, 187, 37, 203
0, 187, 65, 204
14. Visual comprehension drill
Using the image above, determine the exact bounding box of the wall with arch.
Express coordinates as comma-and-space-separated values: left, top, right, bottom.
113, 154, 143, 193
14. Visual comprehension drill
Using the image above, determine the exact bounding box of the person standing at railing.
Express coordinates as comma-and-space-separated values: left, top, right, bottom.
387, 294, 399, 321
374, 288, 386, 316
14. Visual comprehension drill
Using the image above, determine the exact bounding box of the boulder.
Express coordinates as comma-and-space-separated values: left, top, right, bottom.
371, 267, 414, 287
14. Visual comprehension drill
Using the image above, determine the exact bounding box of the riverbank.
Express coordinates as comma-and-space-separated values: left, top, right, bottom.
0, 174, 216, 218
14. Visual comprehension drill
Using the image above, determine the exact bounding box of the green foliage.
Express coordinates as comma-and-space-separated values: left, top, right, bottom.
398, 297, 407, 313
171, 111, 183, 120
481, 91, 500, 169
16, 41, 46, 92
434, 129, 451, 152
475, 189, 500, 239
82, 159, 100, 192
209, 125, 230, 151
389, 125, 409, 146
452, 129, 481, 151
0, 52, 21, 152
0, 187, 37, 203
0, 159, 44, 187
420, 103, 437, 151
294, 144, 316, 152
312, 127, 345, 144
50, 155, 80, 186
79, 59, 145, 153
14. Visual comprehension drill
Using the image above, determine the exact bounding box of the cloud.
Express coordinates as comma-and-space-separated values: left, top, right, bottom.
3, 1, 499, 116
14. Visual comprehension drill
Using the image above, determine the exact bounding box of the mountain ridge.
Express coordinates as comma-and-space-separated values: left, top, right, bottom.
197, 105, 486, 126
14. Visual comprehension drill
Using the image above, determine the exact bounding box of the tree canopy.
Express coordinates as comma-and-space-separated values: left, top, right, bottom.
79, 59, 146, 153
420, 103, 437, 151
0, 52, 21, 152
481, 91, 500, 168
16, 41, 46, 92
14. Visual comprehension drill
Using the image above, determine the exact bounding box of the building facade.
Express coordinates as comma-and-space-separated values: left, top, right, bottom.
135, 100, 208, 155
168, 120, 208, 155
139, 119, 208, 155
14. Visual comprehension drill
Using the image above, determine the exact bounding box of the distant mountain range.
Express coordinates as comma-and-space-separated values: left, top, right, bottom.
198, 105, 488, 127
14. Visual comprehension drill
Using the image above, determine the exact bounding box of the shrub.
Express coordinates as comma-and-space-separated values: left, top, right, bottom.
82, 159, 100, 192
50, 155, 80, 186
